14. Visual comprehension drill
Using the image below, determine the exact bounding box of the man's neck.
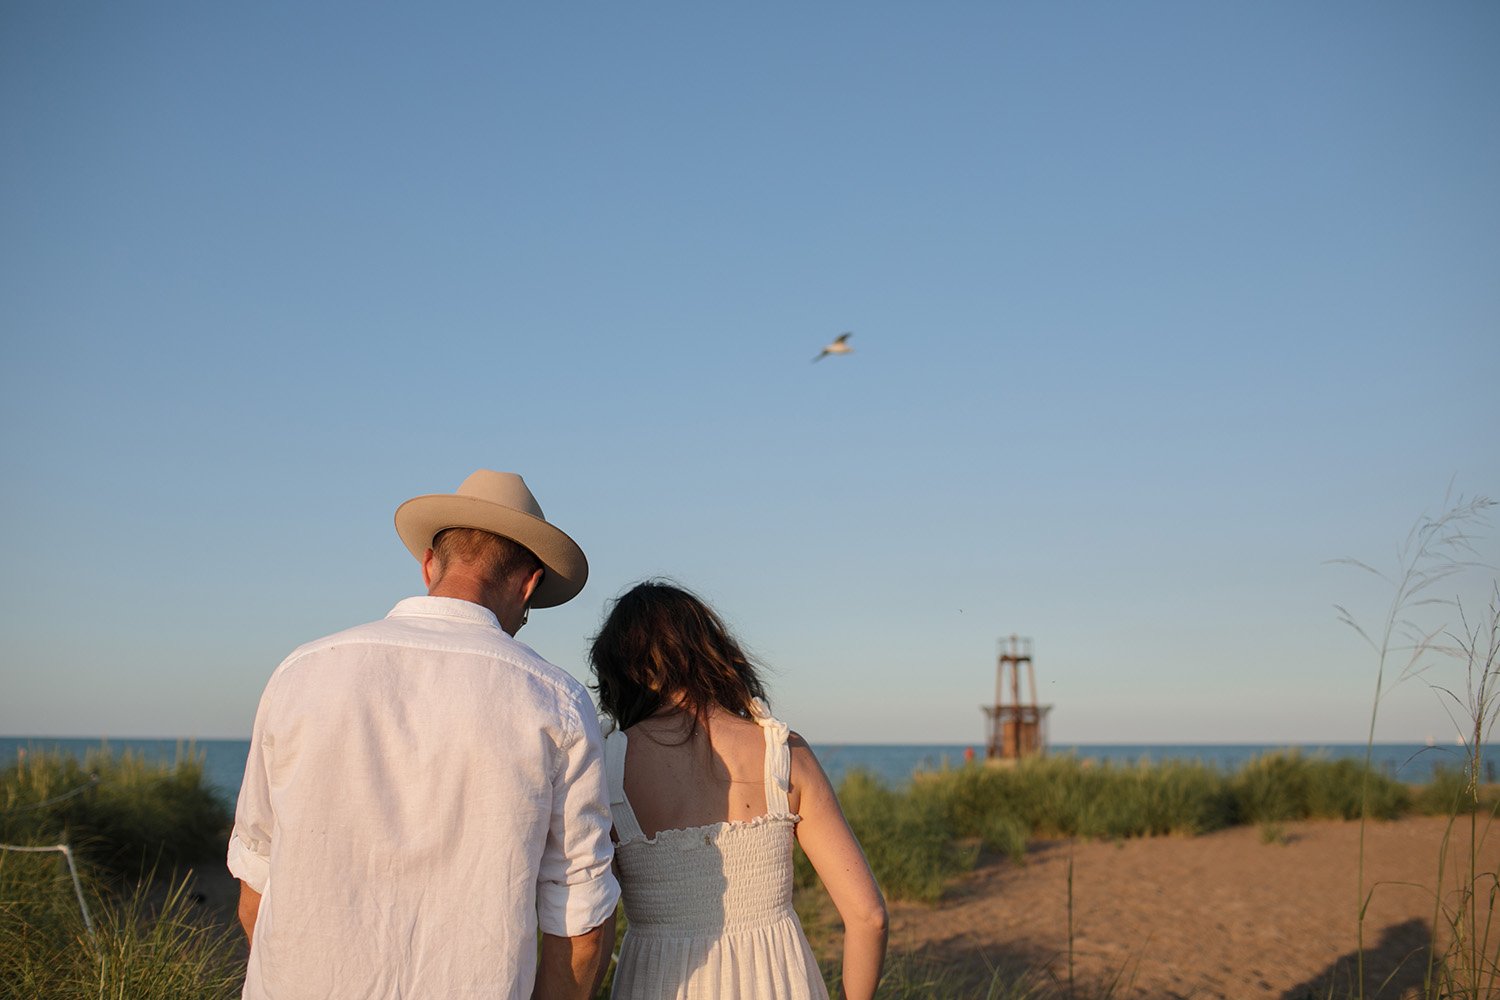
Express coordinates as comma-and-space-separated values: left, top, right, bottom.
428, 578, 522, 635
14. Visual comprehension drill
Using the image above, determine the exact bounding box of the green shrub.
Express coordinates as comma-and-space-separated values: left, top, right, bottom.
913, 755, 1234, 844
976, 811, 1031, 864
1414, 764, 1479, 815
1136, 759, 1236, 836
1, 747, 231, 880
835, 770, 975, 903
1229, 751, 1408, 823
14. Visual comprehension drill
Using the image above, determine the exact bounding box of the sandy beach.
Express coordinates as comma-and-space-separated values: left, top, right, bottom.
879, 814, 1497, 999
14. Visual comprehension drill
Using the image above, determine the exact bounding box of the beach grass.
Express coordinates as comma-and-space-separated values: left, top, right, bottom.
914, 753, 1237, 842
1330, 494, 1498, 1000
0, 856, 243, 1000
827, 769, 978, 903
1, 746, 242, 999
1229, 750, 1409, 824
1, 745, 231, 882
1417, 590, 1500, 1000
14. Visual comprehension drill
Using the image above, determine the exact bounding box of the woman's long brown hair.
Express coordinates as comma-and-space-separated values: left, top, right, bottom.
590, 580, 768, 732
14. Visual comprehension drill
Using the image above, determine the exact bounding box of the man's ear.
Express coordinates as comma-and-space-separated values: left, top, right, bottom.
519, 565, 544, 606
421, 548, 439, 589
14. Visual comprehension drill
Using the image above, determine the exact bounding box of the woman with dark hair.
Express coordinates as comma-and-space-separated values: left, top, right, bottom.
590, 581, 887, 1000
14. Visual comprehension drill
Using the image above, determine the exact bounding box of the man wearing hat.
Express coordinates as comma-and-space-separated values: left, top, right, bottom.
228, 471, 619, 1000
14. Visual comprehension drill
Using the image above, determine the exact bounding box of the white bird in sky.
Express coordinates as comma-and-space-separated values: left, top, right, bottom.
812, 332, 853, 363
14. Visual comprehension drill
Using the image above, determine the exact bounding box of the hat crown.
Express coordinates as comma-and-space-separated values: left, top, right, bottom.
456, 470, 545, 521
394, 468, 588, 608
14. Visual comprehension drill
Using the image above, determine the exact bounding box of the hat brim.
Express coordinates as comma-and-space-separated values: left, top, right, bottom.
394, 494, 587, 608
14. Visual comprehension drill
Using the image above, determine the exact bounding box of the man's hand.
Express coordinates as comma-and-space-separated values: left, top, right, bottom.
237, 881, 263, 947
533, 917, 615, 1000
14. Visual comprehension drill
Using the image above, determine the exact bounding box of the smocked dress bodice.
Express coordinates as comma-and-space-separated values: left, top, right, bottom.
605, 702, 828, 999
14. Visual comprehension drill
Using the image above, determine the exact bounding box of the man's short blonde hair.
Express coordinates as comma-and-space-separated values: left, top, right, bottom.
431, 527, 543, 587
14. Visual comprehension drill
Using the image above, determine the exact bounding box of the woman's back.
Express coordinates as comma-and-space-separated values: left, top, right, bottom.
621, 708, 798, 837
605, 703, 828, 999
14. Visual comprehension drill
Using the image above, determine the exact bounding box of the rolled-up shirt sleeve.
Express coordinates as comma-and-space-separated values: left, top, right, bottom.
536, 699, 620, 937
227, 679, 276, 893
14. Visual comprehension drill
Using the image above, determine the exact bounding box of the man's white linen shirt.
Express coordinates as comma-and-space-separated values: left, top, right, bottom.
227, 596, 619, 1000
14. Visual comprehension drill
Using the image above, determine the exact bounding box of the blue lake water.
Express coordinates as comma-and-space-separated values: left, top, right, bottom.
2, 737, 1492, 807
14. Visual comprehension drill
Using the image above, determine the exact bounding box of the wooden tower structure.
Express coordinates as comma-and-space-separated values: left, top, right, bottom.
982, 635, 1052, 760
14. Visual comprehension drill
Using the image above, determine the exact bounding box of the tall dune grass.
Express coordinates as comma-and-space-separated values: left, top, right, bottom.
2, 746, 231, 881
1, 747, 242, 999
1331, 494, 1498, 1000
1230, 751, 1409, 823
0, 852, 243, 1000
915, 753, 1240, 841
795, 769, 976, 903
1420, 586, 1499, 999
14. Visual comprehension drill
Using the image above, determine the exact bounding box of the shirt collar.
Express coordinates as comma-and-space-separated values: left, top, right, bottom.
387, 596, 502, 630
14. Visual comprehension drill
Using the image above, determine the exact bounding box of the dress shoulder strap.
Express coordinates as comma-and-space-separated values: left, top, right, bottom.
602, 729, 646, 843
749, 698, 792, 815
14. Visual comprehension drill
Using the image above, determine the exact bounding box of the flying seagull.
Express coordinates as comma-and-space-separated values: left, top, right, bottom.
812, 332, 853, 363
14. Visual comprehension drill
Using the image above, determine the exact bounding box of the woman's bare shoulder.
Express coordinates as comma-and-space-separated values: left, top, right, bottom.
788, 731, 834, 788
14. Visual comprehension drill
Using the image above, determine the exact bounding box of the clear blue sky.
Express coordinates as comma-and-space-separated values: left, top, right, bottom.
2, 2, 1496, 744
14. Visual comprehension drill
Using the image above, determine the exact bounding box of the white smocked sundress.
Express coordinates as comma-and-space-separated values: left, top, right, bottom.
604, 701, 829, 1000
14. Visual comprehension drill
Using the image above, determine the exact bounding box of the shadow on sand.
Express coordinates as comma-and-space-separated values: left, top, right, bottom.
1279, 918, 1431, 1000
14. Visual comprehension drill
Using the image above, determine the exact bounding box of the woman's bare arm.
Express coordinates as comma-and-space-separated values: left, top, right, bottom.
790, 735, 887, 1000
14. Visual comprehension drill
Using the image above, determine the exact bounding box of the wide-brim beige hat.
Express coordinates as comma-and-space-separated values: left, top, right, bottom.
394, 470, 588, 608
